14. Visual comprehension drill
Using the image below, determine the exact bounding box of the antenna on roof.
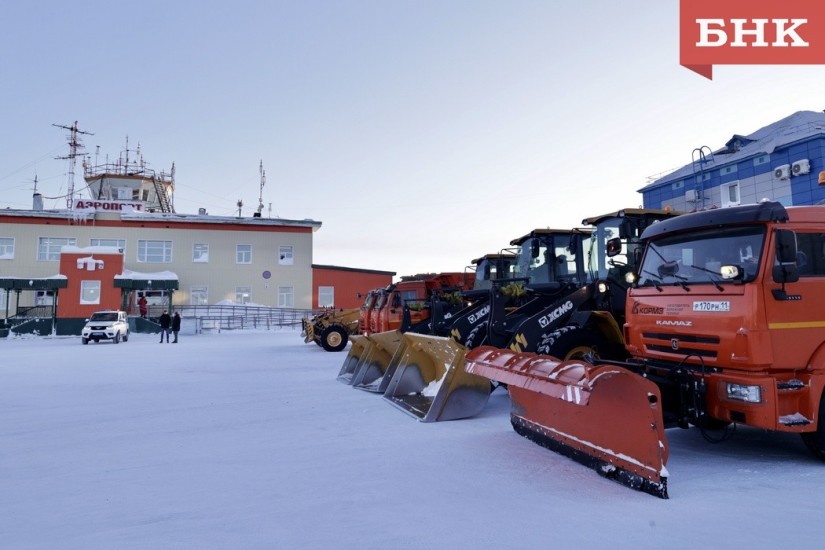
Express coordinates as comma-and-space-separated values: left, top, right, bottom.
53, 121, 94, 209
255, 160, 266, 217
237, 199, 243, 217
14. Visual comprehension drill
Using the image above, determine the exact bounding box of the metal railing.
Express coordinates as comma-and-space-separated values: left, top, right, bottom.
168, 304, 319, 333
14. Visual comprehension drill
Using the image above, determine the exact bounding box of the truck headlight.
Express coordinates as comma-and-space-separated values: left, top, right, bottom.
726, 383, 761, 403
597, 281, 609, 294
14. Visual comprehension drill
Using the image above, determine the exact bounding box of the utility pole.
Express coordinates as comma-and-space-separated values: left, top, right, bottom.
53, 121, 93, 209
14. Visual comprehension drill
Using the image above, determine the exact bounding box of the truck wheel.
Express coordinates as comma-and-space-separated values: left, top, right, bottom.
113, 332, 120, 344
320, 326, 348, 352
82, 337, 88, 345
123, 331, 129, 342
801, 391, 825, 460
536, 326, 609, 361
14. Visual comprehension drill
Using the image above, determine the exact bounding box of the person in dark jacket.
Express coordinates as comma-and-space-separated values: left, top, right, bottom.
172, 312, 181, 343
159, 310, 171, 343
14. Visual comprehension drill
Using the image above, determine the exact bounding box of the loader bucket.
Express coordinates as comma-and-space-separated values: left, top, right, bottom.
337, 335, 371, 385
464, 346, 669, 498
301, 318, 315, 344
351, 330, 405, 392
382, 333, 493, 422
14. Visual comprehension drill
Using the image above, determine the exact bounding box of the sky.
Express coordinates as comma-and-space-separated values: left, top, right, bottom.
3, 328, 825, 549
1, 1, 825, 278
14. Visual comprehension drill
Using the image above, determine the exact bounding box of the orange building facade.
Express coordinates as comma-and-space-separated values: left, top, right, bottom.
311, 265, 395, 309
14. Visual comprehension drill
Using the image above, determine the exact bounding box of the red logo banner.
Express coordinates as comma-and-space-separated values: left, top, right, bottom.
680, 0, 825, 79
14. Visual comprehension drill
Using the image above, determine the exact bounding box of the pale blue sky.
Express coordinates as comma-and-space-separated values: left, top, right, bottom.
2, 1, 824, 277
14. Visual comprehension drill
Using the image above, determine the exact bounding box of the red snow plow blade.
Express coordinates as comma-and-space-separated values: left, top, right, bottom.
464, 346, 669, 498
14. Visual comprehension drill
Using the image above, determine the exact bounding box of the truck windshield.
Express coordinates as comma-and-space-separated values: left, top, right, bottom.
639, 226, 766, 287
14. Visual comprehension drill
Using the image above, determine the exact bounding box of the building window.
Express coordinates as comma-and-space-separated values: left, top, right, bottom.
754, 154, 770, 166
278, 286, 294, 308
191, 286, 208, 305
671, 181, 684, 190
90, 238, 126, 252
279, 245, 294, 265
38, 237, 77, 261
721, 165, 738, 176
35, 290, 55, 306
80, 281, 101, 304
236, 286, 251, 304
0, 237, 14, 260
236, 244, 252, 264
193, 243, 209, 263
137, 240, 172, 263
318, 286, 334, 307
721, 181, 740, 208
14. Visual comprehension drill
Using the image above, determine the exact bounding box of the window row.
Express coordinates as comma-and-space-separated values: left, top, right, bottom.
0, 237, 294, 265
190, 285, 295, 307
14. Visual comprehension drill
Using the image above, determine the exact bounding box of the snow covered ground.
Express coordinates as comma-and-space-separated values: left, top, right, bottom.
2, 329, 823, 549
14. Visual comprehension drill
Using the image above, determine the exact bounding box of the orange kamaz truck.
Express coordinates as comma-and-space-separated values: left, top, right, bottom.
465, 201, 825, 498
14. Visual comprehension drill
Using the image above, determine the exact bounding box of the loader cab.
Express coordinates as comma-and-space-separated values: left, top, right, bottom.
358, 289, 378, 334
584, 208, 681, 285
470, 252, 517, 290
509, 228, 591, 286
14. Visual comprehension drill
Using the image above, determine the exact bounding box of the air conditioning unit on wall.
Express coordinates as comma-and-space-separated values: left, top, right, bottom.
792, 159, 811, 176
685, 189, 701, 202
774, 164, 791, 180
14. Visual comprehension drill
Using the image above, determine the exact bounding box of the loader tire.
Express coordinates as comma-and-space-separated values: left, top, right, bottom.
801, 391, 825, 460
536, 326, 609, 361
320, 325, 348, 352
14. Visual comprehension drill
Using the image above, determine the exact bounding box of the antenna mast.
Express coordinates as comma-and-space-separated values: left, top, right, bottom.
256, 160, 266, 217
53, 121, 94, 209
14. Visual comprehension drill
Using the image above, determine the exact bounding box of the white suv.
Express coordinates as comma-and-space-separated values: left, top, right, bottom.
81, 310, 130, 344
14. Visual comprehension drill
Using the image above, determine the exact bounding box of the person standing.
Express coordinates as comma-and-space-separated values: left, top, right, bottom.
172, 312, 181, 343
138, 296, 148, 318
159, 310, 171, 343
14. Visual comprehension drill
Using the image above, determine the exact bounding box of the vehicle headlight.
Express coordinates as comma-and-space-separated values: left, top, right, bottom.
597, 281, 609, 294
726, 383, 761, 403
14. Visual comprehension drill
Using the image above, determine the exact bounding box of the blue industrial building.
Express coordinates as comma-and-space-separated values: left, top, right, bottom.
639, 111, 825, 211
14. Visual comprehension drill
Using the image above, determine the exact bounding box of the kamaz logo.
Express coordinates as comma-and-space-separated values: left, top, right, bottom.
467, 305, 490, 325
538, 301, 574, 328
656, 320, 693, 327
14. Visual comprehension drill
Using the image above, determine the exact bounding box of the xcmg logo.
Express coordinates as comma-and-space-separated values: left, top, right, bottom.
680, 0, 825, 79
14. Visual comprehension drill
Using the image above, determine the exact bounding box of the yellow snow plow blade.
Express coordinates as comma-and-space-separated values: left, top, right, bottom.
382, 333, 493, 422
351, 330, 406, 392
464, 346, 669, 498
337, 335, 371, 385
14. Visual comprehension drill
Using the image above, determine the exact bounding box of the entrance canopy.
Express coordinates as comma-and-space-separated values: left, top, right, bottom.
114, 270, 179, 291
0, 276, 68, 291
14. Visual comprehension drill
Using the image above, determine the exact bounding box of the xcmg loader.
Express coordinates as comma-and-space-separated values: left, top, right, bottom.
465, 201, 825, 498
382, 228, 595, 421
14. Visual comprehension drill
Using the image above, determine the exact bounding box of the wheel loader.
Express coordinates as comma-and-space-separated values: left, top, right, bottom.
337, 272, 475, 385
343, 252, 520, 394
302, 288, 382, 352
381, 228, 596, 421
464, 201, 825, 498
